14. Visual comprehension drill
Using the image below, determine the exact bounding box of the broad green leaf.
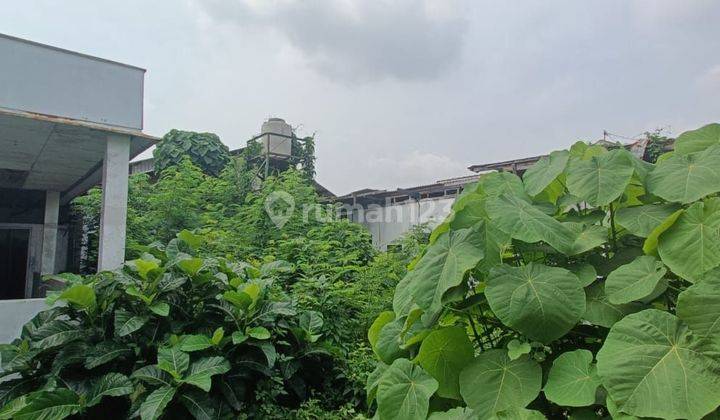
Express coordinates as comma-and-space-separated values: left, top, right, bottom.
246, 326, 271, 340
523, 150, 569, 196
677, 277, 720, 338
86, 372, 133, 407
582, 282, 642, 328
176, 229, 203, 250
157, 347, 189, 377
369, 312, 395, 354
606, 396, 639, 420
249, 341, 277, 367
543, 350, 600, 407
674, 123, 720, 155
366, 362, 388, 406
564, 223, 607, 255
428, 407, 476, 419
114, 310, 148, 337
299, 311, 324, 342
615, 203, 680, 237
605, 256, 667, 304
211, 327, 224, 346
177, 335, 213, 352
0, 396, 27, 419
132, 258, 160, 280
179, 390, 215, 420
415, 327, 473, 400
139, 386, 176, 420
375, 317, 408, 364
481, 171, 527, 198
459, 350, 541, 418
392, 226, 485, 317
646, 144, 720, 203
131, 365, 173, 387
148, 302, 170, 317
182, 356, 230, 392
376, 358, 438, 420
85, 341, 131, 369
596, 309, 720, 419
14, 389, 80, 420
30, 320, 84, 349
177, 257, 204, 276
490, 408, 546, 420
507, 339, 531, 361
57, 284, 96, 310
566, 149, 634, 206
231, 331, 247, 345
486, 263, 586, 343
568, 263, 597, 287
486, 194, 576, 255
222, 290, 252, 310
569, 141, 607, 160
657, 199, 720, 282
642, 209, 683, 254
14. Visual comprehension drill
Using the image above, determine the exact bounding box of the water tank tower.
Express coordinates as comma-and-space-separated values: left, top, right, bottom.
259, 118, 293, 158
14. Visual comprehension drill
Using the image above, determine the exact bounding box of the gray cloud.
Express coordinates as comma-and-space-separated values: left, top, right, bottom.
196, 0, 469, 83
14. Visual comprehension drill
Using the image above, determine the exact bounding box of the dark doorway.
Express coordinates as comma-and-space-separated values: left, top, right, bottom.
0, 229, 29, 299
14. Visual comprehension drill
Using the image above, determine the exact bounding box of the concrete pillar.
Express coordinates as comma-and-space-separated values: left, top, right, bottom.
41, 190, 60, 276
98, 134, 130, 271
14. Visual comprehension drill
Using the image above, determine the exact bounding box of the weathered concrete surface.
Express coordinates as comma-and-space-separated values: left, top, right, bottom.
98, 134, 130, 271
41, 190, 59, 275
0, 299, 48, 343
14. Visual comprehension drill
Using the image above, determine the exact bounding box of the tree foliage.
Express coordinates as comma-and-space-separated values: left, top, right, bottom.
154, 129, 231, 177
368, 122, 720, 419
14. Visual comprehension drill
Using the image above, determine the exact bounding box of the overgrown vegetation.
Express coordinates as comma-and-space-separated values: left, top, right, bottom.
367, 122, 720, 419
154, 130, 231, 177
5, 120, 720, 419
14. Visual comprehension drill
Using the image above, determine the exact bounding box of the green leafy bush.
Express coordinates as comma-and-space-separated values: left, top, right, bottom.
154, 129, 231, 177
368, 122, 720, 419
0, 231, 346, 419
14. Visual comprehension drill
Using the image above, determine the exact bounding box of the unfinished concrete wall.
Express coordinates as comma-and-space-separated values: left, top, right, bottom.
355, 197, 454, 250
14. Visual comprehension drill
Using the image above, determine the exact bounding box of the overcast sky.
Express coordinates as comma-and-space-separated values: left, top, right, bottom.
3, 1, 720, 195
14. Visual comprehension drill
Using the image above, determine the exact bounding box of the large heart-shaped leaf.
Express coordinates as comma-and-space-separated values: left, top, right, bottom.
615, 203, 680, 238
523, 150, 569, 196
646, 145, 720, 204
605, 256, 667, 304
182, 356, 231, 392
481, 171, 527, 198
486, 263, 586, 343
543, 350, 600, 407
657, 199, 720, 282
674, 123, 720, 155
427, 407, 476, 419
486, 194, 576, 255
566, 149, 634, 206
596, 309, 720, 419
376, 358, 438, 420
13, 389, 80, 420
374, 317, 408, 364
392, 225, 485, 316
677, 276, 720, 339
582, 282, 643, 328
131, 365, 173, 387
139, 386, 176, 420
459, 350, 541, 418
415, 327, 474, 400
564, 223, 607, 255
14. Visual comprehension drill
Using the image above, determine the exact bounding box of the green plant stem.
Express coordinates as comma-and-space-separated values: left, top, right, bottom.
466, 314, 484, 351
608, 202, 618, 252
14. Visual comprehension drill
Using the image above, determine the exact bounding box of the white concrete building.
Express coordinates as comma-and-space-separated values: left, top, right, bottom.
0, 34, 156, 342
